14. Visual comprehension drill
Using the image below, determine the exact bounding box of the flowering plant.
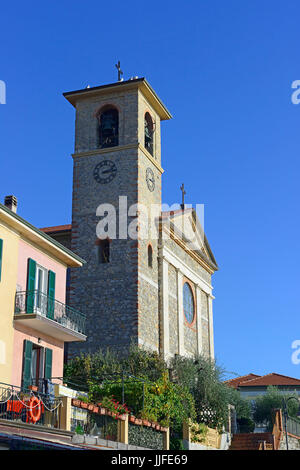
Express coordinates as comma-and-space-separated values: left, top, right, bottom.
98, 396, 130, 419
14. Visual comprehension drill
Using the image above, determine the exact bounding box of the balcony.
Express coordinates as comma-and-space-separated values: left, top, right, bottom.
14, 290, 86, 342
0, 381, 63, 429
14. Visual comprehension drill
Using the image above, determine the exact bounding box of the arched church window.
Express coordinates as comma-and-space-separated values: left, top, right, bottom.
98, 106, 119, 148
144, 112, 154, 155
148, 244, 153, 268
183, 282, 195, 324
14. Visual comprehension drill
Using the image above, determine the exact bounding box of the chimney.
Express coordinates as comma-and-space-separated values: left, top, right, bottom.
4, 195, 18, 213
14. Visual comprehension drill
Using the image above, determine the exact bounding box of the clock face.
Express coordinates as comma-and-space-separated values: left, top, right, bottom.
93, 160, 117, 184
146, 167, 155, 192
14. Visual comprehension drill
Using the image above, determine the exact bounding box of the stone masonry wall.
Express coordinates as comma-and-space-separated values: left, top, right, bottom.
69, 148, 139, 356
68, 85, 164, 357
168, 264, 178, 355
68, 88, 141, 356
136, 90, 162, 352
279, 433, 300, 450
163, 236, 212, 358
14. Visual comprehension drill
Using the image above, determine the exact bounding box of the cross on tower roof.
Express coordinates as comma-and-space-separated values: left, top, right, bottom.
180, 183, 186, 209
115, 61, 123, 82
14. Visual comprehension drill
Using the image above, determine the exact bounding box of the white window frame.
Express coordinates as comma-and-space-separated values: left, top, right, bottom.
34, 264, 48, 315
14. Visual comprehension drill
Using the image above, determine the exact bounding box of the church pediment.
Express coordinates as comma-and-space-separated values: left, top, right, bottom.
161, 208, 218, 271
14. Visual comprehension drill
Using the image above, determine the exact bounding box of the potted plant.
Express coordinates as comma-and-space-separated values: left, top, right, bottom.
77, 395, 89, 409
99, 397, 130, 419
129, 415, 136, 423
142, 419, 151, 427
72, 398, 81, 408
74, 424, 84, 435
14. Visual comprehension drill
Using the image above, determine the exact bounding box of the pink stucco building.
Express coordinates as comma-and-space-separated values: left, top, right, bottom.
0, 198, 86, 391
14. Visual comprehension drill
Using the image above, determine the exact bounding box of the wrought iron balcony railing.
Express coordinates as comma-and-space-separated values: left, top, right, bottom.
15, 290, 86, 336
0, 381, 63, 429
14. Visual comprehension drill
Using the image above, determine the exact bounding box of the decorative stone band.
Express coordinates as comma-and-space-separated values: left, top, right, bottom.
71, 143, 164, 174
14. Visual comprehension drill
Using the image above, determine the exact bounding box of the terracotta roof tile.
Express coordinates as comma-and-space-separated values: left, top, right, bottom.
224, 374, 261, 389
239, 373, 300, 387
40, 224, 72, 233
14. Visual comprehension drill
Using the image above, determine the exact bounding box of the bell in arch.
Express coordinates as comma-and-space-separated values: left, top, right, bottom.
144, 112, 154, 155
102, 112, 115, 131
99, 107, 119, 148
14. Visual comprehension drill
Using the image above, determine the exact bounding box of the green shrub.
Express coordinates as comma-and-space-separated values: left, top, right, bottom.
169, 355, 247, 430
76, 395, 89, 403
237, 417, 255, 433
65, 345, 245, 433
190, 422, 208, 443
75, 423, 84, 435
170, 437, 185, 450
253, 386, 299, 431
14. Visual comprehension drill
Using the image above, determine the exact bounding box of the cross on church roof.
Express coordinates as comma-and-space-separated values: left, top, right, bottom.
180, 183, 186, 209
115, 61, 123, 82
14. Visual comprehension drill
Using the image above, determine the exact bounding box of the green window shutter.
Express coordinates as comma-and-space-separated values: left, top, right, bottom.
26, 258, 36, 313
22, 340, 33, 391
0, 239, 3, 282
44, 348, 53, 380
47, 270, 56, 320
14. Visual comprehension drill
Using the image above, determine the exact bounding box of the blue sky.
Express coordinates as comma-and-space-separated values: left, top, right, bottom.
1, 1, 300, 379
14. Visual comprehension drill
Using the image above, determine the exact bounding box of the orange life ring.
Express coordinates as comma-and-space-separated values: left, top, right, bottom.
28, 396, 42, 423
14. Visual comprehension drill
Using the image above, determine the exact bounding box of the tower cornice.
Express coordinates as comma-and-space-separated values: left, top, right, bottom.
63, 77, 172, 121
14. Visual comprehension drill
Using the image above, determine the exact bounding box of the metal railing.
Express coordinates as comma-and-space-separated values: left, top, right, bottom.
286, 415, 300, 437
0, 382, 63, 429
15, 290, 86, 336
84, 413, 118, 441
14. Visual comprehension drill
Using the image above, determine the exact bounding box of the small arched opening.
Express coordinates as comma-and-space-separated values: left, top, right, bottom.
144, 112, 154, 155
98, 106, 119, 148
148, 244, 153, 268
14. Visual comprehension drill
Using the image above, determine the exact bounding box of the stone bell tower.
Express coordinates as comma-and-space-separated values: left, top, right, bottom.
63, 77, 172, 356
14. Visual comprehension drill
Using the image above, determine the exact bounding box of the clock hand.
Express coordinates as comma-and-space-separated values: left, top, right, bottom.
102, 168, 115, 174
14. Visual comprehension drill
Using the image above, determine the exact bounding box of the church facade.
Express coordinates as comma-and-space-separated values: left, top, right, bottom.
42, 77, 218, 361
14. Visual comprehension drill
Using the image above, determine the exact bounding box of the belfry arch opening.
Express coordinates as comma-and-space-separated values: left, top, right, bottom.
98, 105, 119, 148
144, 112, 154, 156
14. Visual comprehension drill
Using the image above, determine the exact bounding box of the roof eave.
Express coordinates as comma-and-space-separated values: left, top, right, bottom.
0, 204, 85, 267
63, 78, 172, 121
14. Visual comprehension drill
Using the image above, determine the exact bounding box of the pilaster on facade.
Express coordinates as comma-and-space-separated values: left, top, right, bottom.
196, 285, 203, 356
176, 268, 185, 356
161, 257, 170, 361
161, 245, 213, 296
208, 294, 215, 360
